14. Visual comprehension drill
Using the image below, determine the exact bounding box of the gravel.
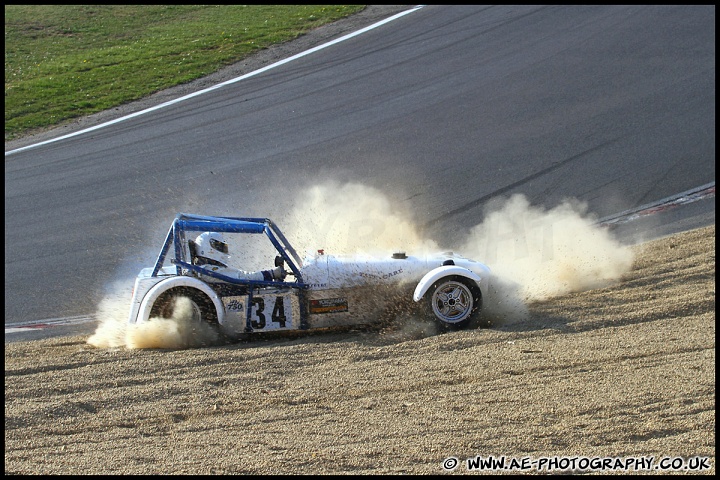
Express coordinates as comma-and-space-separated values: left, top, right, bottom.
5, 225, 715, 474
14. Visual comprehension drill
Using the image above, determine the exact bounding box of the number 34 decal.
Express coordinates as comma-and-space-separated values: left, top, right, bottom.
250, 296, 291, 330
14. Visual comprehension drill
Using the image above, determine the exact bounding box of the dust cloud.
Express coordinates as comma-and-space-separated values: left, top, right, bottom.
282, 181, 440, 256
459, 194, 634, 320
87, 182, 634, 349
87, 295, 221, 349
125, 296, 221, 349
86, 294, 131, 349
455, 194, 635, 325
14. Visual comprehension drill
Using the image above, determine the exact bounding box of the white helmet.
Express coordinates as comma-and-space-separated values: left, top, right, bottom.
195, 232, 230, 266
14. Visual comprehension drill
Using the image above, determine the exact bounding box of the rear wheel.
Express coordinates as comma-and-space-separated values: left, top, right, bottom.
425, 276, 483, 331
150, 287, 218, 328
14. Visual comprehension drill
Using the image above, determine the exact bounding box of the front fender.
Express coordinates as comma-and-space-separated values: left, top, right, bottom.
413, 265, 483, 302
136, 276, 224, 325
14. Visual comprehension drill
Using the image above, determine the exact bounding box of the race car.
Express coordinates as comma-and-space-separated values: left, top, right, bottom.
127, 213, 492, 338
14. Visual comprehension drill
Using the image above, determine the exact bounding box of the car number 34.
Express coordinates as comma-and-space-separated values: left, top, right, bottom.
224, 294, 295, 332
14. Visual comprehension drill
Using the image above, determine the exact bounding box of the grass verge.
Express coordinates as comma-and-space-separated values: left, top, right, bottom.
5, 5, 364, 140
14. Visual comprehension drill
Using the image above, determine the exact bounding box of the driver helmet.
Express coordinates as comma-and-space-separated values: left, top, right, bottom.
195, 232, 230, 267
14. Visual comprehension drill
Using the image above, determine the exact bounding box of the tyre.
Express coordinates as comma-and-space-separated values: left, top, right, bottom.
425, 276, 483, 331
149, 287, 218, 327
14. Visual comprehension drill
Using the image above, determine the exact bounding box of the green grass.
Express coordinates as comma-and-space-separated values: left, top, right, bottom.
4, 5, 365, 140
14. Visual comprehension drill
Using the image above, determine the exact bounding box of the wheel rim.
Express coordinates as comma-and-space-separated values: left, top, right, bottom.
431, 280, 473, 324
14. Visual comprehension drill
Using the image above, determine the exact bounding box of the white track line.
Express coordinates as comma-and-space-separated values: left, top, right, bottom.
5, 6, 425, 157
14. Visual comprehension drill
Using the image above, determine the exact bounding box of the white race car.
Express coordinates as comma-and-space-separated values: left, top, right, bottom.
127, 214, 492, 338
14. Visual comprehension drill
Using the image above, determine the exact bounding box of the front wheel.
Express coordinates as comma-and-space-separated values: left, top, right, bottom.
425, 276, 483, 331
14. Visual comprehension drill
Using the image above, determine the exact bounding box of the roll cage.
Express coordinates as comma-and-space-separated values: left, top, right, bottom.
151, 213, 307, 290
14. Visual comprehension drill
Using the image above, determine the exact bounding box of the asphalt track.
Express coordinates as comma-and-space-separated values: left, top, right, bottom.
4, 6, 715, 338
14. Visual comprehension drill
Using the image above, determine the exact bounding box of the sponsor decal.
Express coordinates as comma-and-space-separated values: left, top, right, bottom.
358, 268, 403, 280
226, 299, 243, 311
309, 297, 348, 314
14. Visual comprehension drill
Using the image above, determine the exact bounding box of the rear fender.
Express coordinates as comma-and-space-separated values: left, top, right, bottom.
136, 276, 224, 325
413, 266, 483, 302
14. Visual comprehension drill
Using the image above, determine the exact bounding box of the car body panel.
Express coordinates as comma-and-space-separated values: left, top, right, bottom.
413, 264, 489, 302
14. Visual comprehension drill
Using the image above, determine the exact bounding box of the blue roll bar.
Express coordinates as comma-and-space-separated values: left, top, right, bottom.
151, 213, 305, 283
149, 213, 312, 331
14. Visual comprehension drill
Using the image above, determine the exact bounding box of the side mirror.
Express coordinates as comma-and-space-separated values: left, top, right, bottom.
274, 255, 285, 268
